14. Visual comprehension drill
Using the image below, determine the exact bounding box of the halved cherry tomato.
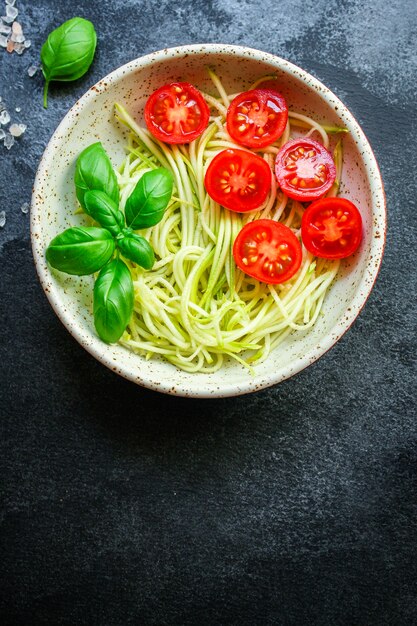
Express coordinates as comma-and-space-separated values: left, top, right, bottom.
233, 219, 302, 284
301, 197, 363, 259
204, 149, 271, 212
275, 138, 336, 201
226, 89, 288, 149
144, 82, 210, 144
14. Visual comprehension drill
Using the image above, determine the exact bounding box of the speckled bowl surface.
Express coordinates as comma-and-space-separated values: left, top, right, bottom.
31, 44, 386, 398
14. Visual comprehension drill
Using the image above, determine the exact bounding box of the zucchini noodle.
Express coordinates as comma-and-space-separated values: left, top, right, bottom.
113, 72, 342, 374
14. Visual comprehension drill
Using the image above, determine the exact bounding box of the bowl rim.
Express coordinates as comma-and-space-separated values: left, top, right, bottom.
31, 43, 386, 398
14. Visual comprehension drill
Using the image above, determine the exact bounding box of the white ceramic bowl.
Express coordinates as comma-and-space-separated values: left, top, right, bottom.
31, 44, 386, 398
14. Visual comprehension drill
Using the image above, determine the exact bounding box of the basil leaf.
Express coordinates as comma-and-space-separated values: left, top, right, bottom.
46, 226, 115, 275
41, 17, 97, 108
125, 168, 174, 230
93, 259, 134, 343
84, 190, 125, 236
75, 142, 119, 210
117, 233, 155, 270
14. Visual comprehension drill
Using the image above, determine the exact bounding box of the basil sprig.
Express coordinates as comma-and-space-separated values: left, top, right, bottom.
45, 143, 173, 343
41, 17, 97, 109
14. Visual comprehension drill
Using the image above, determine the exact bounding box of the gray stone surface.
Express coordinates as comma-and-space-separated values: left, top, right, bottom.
0, 1, 416, 624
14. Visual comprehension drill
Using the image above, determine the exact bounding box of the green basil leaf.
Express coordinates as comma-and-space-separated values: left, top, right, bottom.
93, 259, 134, 343
84, 190, 125, 236
125, 168, 174, 230
75, 142, 119, 210
41, 17, 97, 108
117, 233, 155, 270
46, 226, 115, 275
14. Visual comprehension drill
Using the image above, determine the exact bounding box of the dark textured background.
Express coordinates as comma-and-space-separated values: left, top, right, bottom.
1, 1, 416, 624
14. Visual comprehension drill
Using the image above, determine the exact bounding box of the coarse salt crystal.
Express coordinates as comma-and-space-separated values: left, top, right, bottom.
1, 15, 14, 24
21, 202, 30, 214
0, 128, 5, 140
11, 20, 22, 34
0, 33, 7, 47
0, 21, 11, 34
11, 33, 23, 43
6, 0, 17, 6
23, 39, 31, 49
6, 5, 18, 20
4, 133, 14, 149
14, 43, 25, 54
15, 106, 21, 112
0, 109, 10, 124
0, 211, 6, 228
9, 122, 26, 137
28, 64, 38, 77
6, 39, 14, 52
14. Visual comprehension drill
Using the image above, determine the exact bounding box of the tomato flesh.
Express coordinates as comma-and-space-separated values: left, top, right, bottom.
227, 89, 288, 149
233, 219, 302, 284
301, 197, 363, 259
275, 138, 336, 201
144, 82, 210, 144
204, 149, 272, 212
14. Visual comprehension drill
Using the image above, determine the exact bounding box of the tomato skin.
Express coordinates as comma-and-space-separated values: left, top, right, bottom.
226, 89, 288, 149
301, 197, 363, 259
144, 82, 210, 144
204, 149, 272, 213
233, 219, 302, 284
275, 138, 336, 201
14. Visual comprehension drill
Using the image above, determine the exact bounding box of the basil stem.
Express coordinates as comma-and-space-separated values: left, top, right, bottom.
75, 143, 119, 210
125, 168, 174, 230
46, 226, 115, 275
93, 259, 134, 343
117, 232, 155, 269
84, 190, 125, 236
41, 17, 97, 108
